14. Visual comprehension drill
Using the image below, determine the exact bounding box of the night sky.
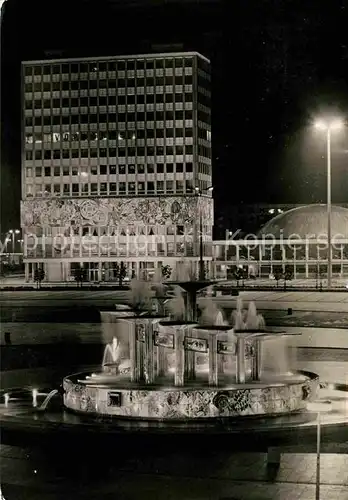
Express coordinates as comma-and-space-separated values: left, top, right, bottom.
1, 0, 348, 234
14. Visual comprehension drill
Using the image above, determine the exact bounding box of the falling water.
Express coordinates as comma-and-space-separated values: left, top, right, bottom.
166, 287, 186, 321
199, 299, 225, 326
245, 302, 259, 329
129, 278, 153, 313
214, 311, 226, 326
261, 338, 293, 377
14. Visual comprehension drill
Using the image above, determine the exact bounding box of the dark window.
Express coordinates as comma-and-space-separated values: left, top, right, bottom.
165, 76, 173, 85
146, 77, 154, 87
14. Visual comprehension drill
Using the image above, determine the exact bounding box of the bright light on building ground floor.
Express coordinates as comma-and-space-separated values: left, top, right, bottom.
23, 238, 348, 282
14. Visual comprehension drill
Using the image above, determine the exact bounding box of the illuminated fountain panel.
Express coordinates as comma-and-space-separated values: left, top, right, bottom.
63, 296, 318, 420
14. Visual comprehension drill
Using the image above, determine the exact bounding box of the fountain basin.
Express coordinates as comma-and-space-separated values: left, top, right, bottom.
63, 370, 319, 420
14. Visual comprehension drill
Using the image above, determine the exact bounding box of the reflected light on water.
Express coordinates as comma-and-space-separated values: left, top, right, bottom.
32, 389, 38, 407
4, 393, 10, 407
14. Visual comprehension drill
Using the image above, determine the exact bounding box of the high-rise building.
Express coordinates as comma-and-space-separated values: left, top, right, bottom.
21, 52, 213, 282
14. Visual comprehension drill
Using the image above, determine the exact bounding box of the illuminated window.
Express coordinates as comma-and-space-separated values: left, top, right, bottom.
166, 180, 174, 193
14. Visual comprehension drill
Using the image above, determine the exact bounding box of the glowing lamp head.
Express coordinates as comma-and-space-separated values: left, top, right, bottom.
330, 119, 345, 130
314, 120, 327, 131
314, 118, 345, 131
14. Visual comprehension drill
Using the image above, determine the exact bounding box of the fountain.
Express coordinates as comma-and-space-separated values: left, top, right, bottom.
63, 276, 319, 419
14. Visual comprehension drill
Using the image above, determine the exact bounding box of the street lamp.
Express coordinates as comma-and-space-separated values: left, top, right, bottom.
307, 399, 332, 500
195, 186, 213, 281
8, 229, 20, 255
314, 117, 345, 288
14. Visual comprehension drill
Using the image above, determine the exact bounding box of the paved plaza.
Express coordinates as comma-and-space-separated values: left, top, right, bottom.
1, 445, 348, 499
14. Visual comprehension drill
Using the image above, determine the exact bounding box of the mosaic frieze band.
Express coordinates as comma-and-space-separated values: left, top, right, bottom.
63, 375, 319, 419
21, 196, 214, 228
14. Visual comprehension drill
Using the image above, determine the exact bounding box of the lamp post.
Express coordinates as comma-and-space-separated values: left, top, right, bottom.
314, 118, 345, 288
307, 400, 332, 500
8, 229, 20, 255
195, 186, 213, 280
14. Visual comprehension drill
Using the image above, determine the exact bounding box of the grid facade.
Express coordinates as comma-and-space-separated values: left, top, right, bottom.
22, 53, 212, 199
21, 52, 214, 282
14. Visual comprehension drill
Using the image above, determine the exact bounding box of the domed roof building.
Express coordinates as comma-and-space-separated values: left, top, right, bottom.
258, 204, 348, 239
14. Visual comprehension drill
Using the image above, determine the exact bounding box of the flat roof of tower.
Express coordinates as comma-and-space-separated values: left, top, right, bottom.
22, 51, 210, 65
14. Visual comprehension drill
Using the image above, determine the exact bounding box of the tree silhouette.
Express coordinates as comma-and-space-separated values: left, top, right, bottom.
115, 261, 127, 286
73, 267, 87, 287
34, 267, 45, 289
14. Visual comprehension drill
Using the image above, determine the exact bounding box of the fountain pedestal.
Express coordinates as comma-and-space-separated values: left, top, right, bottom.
252, 340, 262, 381
158, 321, 198, 386
193, 326, 234, 387
167, 281, 217, 322
119, 316, 166, 384
236, 337, 246, 384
